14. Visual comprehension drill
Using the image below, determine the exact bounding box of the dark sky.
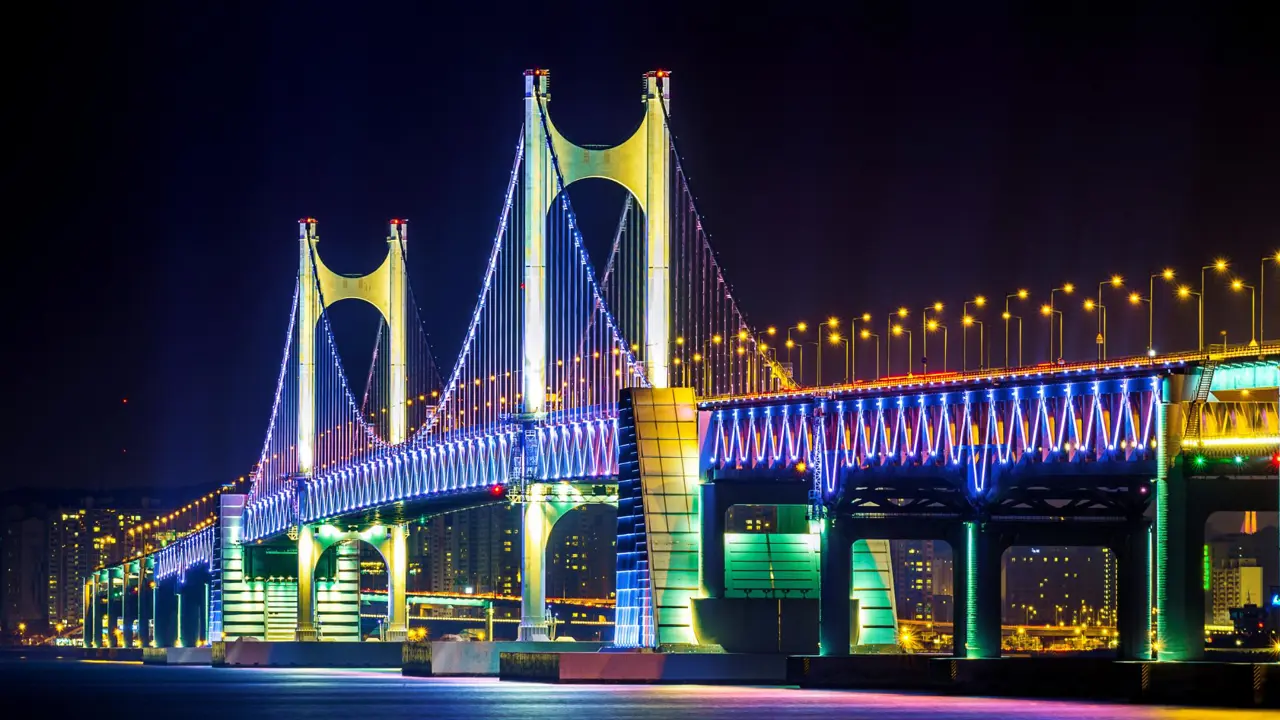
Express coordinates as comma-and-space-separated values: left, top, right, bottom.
8, 2, 1279, 506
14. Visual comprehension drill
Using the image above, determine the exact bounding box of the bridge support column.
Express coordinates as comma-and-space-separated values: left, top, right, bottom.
643, 71, 671, 388
698, 483, 725, 599
1154, 389, 1204, 661
818, 517, 853, 656
295, 524, 319, 641
178, 569, 208, 647
107, 567, 122, 647
519, 497, 569, 641
1116, 521, 1153, 660
521, 70, 549, 416
137, 560, 153, 647
86, 574, 103, 647
957, 521, 1002, 658
154, 575, 178, 647
377, 525, 408, 641
122, 564, 136, 648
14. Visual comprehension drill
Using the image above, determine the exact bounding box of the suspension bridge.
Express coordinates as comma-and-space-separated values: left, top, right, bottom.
84, 70, 1279, 664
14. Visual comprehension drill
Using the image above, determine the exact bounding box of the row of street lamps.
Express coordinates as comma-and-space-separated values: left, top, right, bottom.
778, 254, 1279, 384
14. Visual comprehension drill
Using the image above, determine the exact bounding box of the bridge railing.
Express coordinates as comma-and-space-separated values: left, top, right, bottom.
699, 343, 1280, 406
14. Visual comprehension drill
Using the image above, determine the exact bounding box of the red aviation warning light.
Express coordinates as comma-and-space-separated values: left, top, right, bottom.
489, 484, 507, 498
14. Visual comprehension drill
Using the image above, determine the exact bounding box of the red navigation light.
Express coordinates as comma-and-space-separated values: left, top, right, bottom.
1271, 452, 1280, 467
489, 484, 506, 498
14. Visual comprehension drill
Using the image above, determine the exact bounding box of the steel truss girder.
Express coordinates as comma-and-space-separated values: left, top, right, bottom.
707, 374, 1163, 507
154, 526, 215, 582
240, 416, 620, 543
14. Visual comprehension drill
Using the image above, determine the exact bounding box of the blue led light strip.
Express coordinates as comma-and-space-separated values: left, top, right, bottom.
250, 280, 300, 501
413, 132, 525, 443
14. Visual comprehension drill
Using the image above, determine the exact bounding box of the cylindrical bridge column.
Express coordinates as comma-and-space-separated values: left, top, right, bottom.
519, 493, 571, 641
383, 524, 409, 641
643, 70, 671, 388
295, 524, 319, 641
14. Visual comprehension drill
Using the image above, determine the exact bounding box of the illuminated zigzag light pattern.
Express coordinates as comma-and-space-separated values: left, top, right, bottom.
709, 376, 1161, 497
155, 526, 215, 582
239, 416, 620, 541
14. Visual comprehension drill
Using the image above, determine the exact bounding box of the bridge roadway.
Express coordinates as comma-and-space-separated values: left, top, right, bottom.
86, 345, 1280, 661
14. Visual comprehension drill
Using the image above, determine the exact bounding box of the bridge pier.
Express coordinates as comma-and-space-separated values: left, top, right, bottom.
818, 516, 853, 655
518, 496, 571, 641
122, 563, 136, 648
137, 559, 154, 647
295, 524, 320, 641
154, 574, 179, 648
1155, 388, 1204, 661
956, 521, 1003, 659
178, 566, 209, 647
106, 566, 123, 647
1116, 521, 1154, 660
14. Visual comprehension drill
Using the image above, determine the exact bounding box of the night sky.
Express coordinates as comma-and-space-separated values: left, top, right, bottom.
9, 3, 1279, 506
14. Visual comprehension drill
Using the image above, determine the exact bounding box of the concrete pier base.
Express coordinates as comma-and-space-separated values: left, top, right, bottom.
402, 641, 609, 677
211, 640, 403, 668
499, 651, 789, 684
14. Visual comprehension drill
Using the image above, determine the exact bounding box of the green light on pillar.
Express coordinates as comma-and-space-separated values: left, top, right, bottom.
1193, 455, 1206, 468
964, 520, 979, 657
1203, 545, 1210, 591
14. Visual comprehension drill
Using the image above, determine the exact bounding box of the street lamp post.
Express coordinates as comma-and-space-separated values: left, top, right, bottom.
1004, 289, 1028, 368
1097, 275, 1123, 360
923, 302, 943, 374
786, 322, 807, 385
817, 317, 838, 386
830, 332, 850, 383
1230, 279, 1258, 347
1085, 299, 1107, 359
1128, 292, 1152, 354
927, 319, 948, 371
861, 329, 881, 380
1002, 311, 1023, 368
962, 296, 987, 370
850, 312, 871, 383
1176, 285, 1202, 352
1048, 283, 1075, 361
887, 307, 908, 376
1199, 259, 1229, 350
892, 324, 914, 375
1262, 252, 1280, 343
962, 315, 984, 370
1148, 269, 1174, 354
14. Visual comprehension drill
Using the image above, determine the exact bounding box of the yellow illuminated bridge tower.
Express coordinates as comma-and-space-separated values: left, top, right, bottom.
293, 218, 411, 642
515, 69, 673, 641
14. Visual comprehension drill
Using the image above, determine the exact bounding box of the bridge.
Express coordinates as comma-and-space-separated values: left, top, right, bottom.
83, 69, 1278, 663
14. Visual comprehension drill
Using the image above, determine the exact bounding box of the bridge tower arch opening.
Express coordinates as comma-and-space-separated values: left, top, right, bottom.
522, 68, 672, 411
297, 218, 411, 474
517, 483, 617, 641
295, 523, 410, 642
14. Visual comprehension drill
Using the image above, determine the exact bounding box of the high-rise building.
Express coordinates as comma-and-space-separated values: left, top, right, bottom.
2, 512, 47, 632
1211, 558, 1264, 625
890, 540, 936, 620
46, 505, 153, 630
932, 546, 955, 623
1002, 546, 1117, 627
546, 505, 616, 600
418, 505, 521, 595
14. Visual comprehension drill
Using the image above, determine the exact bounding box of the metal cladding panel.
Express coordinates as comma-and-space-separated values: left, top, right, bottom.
615, 387, 700, 647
